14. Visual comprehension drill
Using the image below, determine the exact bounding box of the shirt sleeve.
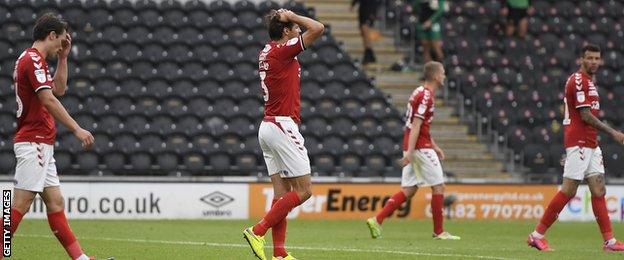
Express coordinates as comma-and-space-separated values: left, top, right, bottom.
412, 93, 430, 120
24, 58, 53, 93
574, 76, 591, 109
274, 36, 306, 61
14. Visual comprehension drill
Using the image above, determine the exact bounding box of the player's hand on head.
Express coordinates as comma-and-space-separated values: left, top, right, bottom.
277, 9, 294, 22
74, 128, 94, 149
59, 34, 72, 59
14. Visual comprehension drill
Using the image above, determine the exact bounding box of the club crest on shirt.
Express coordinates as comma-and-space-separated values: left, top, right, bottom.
34, 69, 46, 83
417, 103, 427, 115
576, 91, 585, 103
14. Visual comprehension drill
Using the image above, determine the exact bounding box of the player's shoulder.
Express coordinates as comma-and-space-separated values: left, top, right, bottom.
17, 49, 43, 67
566, 71, 588, 90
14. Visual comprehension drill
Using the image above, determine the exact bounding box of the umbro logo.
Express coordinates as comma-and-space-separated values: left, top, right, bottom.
200, 191, 235, 208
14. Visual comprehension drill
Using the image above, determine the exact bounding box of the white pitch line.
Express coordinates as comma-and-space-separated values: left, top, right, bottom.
18, 234, 512, 260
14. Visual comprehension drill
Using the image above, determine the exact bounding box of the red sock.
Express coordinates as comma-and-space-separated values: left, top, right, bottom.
253, 192, 301, 236
536, 191, 573, 234
271, 198, 288, 257
10, 208, 24, 235
591, 196, 613, 241
48, 211, 84, 259
432, 194, 444, 235
375, 191, 407, 224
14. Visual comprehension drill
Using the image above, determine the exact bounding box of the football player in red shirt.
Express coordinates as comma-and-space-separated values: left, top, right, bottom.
365, 61, 460, 240
9, 13, 94, 260
243, 9, 324, 260
527, 44, 624, 252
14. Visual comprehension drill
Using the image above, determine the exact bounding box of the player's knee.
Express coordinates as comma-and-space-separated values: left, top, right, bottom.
431, 184, 445, 194
401, 187, 417, 198
296, 189, 312, 202
590, 187, 606, 197
45, 196, 65, 212
13, 198, 33, 213
560, 189, 577, 197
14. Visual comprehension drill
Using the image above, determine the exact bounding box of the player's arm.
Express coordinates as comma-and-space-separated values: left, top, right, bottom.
37, 89, 94, 148
579, 107, 624, 144
52, 34, 71, 96
399, 118, 423, 166
282, 10, 325, 49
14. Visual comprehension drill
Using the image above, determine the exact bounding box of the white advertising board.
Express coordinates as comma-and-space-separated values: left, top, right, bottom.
0, 182, 248, 219
559, 185, 624, 221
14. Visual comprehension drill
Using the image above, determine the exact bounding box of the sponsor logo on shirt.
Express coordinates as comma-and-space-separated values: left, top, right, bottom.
591, 101, 600, 110
588, 90, 599, 96
286, 37, 299, 46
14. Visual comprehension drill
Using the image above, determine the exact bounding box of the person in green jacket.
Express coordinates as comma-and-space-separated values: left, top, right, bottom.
413, 0, 446, 63
500, 0, 533, 38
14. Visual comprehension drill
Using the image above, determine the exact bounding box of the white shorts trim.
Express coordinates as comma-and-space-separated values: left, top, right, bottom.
13, 142, 60, 193
401, 149, 445, 187
563, 146, 605, 181
259, 117, 311, 178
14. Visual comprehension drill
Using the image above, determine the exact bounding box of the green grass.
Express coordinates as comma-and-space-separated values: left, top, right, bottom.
10, 219, 624, 259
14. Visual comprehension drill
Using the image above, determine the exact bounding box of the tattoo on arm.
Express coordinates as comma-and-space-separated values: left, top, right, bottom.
580, 107, 616, 135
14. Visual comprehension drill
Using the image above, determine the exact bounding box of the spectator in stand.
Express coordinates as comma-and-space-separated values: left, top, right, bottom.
351, 0, 381, 65
413, 0, 447, 63
500, 0, 534, 39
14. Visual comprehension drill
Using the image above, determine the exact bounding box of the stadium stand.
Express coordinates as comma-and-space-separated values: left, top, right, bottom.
419, 0, 624, 177
0, 0, 405, 177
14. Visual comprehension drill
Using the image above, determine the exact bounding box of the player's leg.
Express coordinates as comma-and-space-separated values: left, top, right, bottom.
270, 174, 291, 258
9, 189, 36, 234
11, 142, 48, 235
414, 149, 459, 240
376, 185, 417, 226
527, 177, 578, 251
244, 121, 279, 260
253, 175, 311, 237
245, 118, 310, 260
41, 186, 90, 260
530, 146, 585, 251
430, 184, 445, 236
585, 147, 623, 251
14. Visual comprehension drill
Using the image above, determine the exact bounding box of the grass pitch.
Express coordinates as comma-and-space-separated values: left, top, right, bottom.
11, 219, 624, 259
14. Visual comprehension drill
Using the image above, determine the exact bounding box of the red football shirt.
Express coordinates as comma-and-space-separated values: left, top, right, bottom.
258, 36, 305, 124
13, 48, 56, 145
563, 70, 600, 148
402, 86, 435, 150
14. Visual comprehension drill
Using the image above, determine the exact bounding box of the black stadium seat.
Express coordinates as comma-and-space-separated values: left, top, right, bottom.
0, 0, 407, 177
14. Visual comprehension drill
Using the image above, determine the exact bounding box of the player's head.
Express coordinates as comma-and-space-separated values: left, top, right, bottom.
580, 44, 601, 76
423, 61, 445, 87
266, 9, 300, 41
33, 13, 68, 58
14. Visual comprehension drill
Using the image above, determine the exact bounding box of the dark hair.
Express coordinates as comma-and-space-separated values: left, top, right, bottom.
33, 13, 68, 41
580, 44, 601, 57
265, 10, 294, 41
